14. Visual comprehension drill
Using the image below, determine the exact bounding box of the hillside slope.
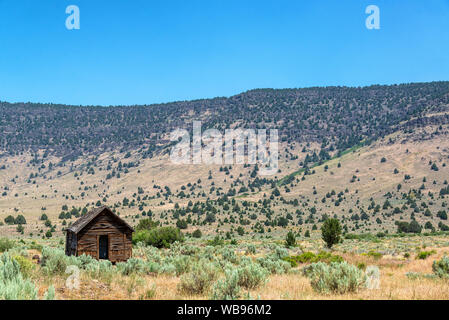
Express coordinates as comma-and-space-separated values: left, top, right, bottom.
1, 82, 449, 239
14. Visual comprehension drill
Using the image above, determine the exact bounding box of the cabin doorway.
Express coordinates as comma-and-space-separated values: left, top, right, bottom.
99, 235, 109, 259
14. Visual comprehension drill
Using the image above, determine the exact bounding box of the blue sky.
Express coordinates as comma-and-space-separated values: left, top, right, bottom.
0, 0, 448, 106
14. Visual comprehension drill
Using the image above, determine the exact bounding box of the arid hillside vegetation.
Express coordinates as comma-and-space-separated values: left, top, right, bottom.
1, 82, 449, 241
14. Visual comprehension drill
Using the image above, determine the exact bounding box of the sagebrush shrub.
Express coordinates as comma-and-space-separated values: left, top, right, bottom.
221, 248, 239, 264
236, 262, 269, 289
171, 243, 199, 256
172, 255, 192, 276
256, 256, 291, 274
158, 263, 176, 275
139, 245, 163, 263
44, 285, 56, 300
116, 258, 147, 276
271, 246, 289, 260
210, 269, 241, 300
178, 261, 218, 295
85, 259, 113, 278
0, 252, 38, 300
303, 262, 366, 294
40, 247, 70, 275
76, 254, 97, 268
246, 244, 256, 255
146, 261, 162, 274
433, 256, 449, 278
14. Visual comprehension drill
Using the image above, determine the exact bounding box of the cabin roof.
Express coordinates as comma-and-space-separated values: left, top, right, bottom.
67, 205, 135, 234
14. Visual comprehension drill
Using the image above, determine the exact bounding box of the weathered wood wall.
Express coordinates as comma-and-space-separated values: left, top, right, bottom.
65, 231, 77, 256
74, 212, 132, 262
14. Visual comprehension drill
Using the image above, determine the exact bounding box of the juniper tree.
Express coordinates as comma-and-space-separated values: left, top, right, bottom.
321, 218, 342, 249
285, 231, 296, 248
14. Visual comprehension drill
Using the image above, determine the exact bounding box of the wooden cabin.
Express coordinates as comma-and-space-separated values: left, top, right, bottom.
65, 206, 134, 262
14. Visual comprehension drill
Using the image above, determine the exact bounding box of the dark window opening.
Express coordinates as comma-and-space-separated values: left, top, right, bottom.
99, 235, 109, 259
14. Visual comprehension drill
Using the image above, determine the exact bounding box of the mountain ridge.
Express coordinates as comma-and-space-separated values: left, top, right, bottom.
1, 81, 449, 160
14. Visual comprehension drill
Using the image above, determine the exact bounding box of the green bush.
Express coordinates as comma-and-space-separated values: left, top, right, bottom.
40, 247, 70, 275
221, 248, 238, 264
296, 252, 317, 263
207, 236, 225, 246
257, 256, 291, 274
158, 262, 177, 275
321, 219, 342, 249
246, 244, 256, 255
4, 215, 15, 225
0, 238, 15, 252
172, 255, 191, 276
116, 258, 147, 276
76, 254, 97, 268
283, 251, 344, 267
315, 251, 344, 263
344, 233, 377, 241
396, 220, 422, 234
28, 241, 43, 252
178, 261, 218, 295
282, 256, 299, 267
416, 250, 436, 260
432, 256, 449, 278
210, 269, 241, 300
236, 262, 269, 289
271, 246, 289, 260
357, 262, 367, 270
84, 259, 113, 278
39, 247, 115, 280
133, 227, 184, 248
303, 262, 366, 294
135, 218, 159, 231
285, 231, 296, 248
256, 246, 291, 274
192, 229, 202, 238
12, 255, 34, 278
0, 252, 38, 300
365, 250, 382, 260
14, 215, 27, 225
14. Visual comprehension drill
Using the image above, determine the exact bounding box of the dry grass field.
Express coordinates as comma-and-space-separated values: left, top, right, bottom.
5, 234, 447, 300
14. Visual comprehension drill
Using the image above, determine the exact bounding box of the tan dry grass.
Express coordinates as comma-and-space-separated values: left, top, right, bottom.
36, 247, 449, 300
